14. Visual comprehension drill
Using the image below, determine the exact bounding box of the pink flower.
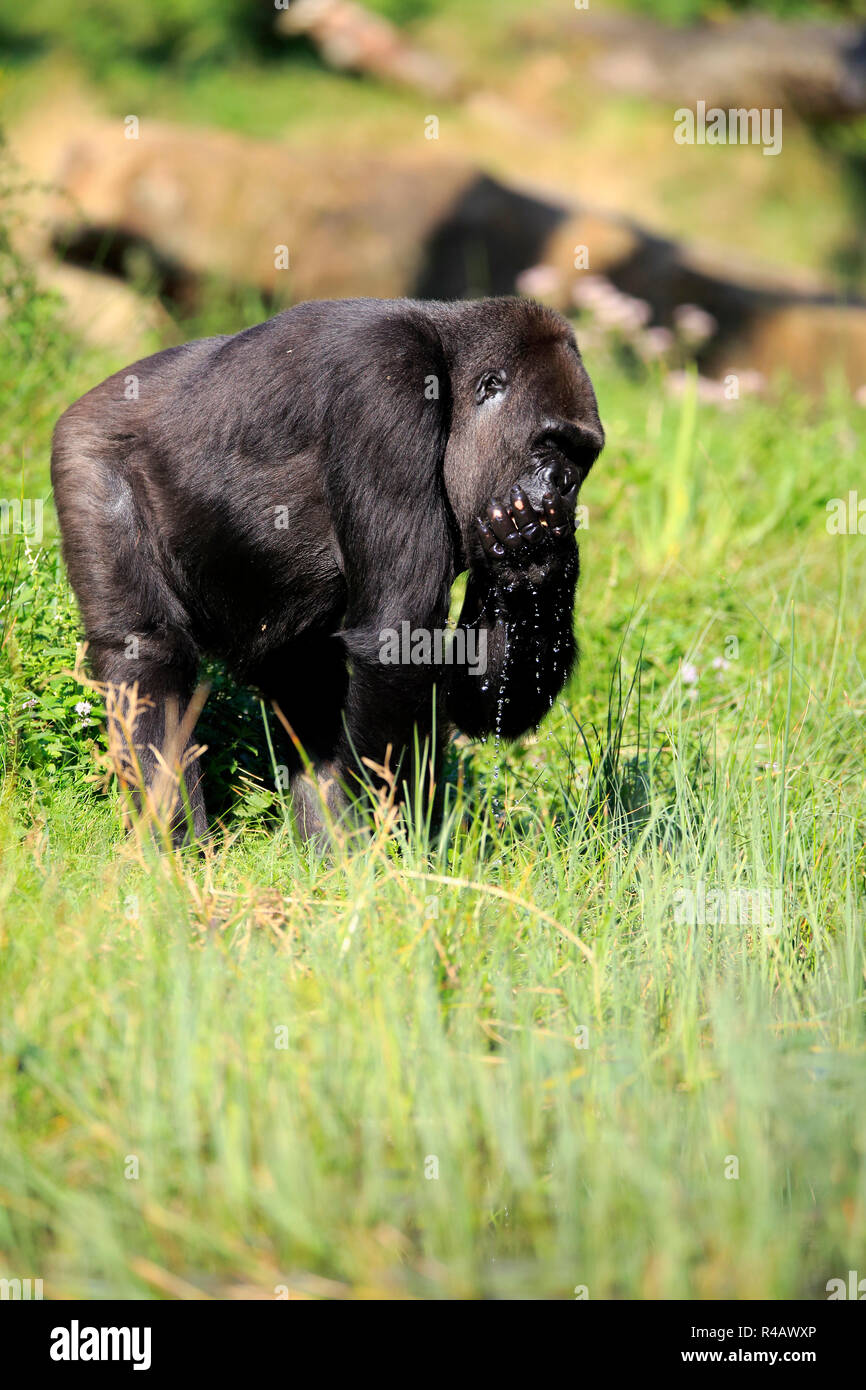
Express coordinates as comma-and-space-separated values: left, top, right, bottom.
673, 303, 717, 346
515, 265, 562, 299
638, 326, 675, 361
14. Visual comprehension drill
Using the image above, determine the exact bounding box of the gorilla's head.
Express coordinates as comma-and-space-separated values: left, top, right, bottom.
433, 298, 604, 549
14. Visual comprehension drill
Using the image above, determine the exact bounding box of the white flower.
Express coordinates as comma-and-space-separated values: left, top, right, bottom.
712, 656, 730, 671
680, 662, 699, 686
74, 700, 92, 718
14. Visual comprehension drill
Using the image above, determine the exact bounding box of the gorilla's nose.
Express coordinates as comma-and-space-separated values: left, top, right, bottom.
532, 421, 602, 504
539, 458, 578, 500
516, 459, 578, 515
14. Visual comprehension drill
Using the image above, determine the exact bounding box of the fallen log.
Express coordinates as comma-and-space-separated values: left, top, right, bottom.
43, 121, 866, 390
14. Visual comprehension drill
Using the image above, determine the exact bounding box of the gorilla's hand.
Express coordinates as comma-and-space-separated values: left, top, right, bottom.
474, 485, 576, 602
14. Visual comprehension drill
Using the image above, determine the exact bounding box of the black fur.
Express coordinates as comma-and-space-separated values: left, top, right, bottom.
51, 297, 603, 841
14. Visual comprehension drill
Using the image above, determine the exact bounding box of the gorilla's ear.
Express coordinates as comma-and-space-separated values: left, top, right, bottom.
323, 306, 458, 654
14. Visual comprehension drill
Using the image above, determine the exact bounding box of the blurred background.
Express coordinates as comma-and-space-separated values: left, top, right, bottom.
3, 0, 866, 394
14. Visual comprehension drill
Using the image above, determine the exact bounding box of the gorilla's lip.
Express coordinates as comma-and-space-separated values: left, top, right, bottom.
518, 472, 578, 517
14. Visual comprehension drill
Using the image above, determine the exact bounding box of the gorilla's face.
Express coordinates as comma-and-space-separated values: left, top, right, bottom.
441, 308, 604, 553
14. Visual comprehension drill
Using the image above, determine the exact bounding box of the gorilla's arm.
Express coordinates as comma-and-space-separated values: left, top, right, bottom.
446, 486, 579, 739
319, 306, 456, 812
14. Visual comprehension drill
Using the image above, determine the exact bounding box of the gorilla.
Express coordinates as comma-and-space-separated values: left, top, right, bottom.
51, 297, 604, 842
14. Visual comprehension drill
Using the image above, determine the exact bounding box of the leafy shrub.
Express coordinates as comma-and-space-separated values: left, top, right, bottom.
1, 0, 282, 68
1, 0, 435, 70
0, 542, 104, 797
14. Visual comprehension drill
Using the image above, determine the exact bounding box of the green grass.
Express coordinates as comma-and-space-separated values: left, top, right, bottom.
1, 237, 865, 1299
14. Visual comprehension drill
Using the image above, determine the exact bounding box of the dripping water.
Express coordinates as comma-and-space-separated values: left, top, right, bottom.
491, 611, 510, 822
532, 591, 543, 700
544, 589, 569, 787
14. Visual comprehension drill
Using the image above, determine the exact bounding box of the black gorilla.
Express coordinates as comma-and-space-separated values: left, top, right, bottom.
51, 297, 603, 841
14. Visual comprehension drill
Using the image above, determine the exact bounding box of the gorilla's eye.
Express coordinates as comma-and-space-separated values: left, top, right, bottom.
475, 370, 507, 404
